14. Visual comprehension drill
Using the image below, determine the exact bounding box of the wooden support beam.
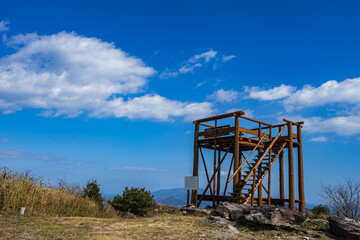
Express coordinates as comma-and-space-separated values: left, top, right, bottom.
279, 150, 285, 206
283, 119, 304, 126
192, 123, 200, 207
288, 122, 295, 210
217, 149, 221, 204
297, 125, 306, 214
258, 167, 263, 206
223, 156, 234, 196
213, 120, 217, 208
240, 115, 272, 127
198, 140, 234, 205
268, 163, 272, 206
234, 116, 240, 191
251, 171, 256, 207
199, 147, 213, 196
194, 111, 244, 123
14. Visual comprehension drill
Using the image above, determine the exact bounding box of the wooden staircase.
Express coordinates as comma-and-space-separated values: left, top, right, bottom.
230, 126, 288, 204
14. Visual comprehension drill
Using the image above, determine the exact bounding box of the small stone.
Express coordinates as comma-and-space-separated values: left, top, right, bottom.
210, 215, 231, 225
225, 225, 240, 235
118, 212, 136, 219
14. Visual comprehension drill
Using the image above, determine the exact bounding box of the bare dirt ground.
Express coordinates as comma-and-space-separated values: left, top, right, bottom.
0, 213, 333, 240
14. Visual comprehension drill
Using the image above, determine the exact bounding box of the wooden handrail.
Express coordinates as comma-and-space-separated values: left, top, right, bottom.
240, 115, 272, 127
228, 129, 269, 182
242, 125, 287, 184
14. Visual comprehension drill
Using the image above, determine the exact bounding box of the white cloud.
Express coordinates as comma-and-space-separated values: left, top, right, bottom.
222, 55, 236, 62
159, 70, 178, 79
310, 136, 328, 142
159, 49, 231, 78
195, 80, 206, 88
188, 49, 217, 63
0, 20, 10, 32
246, 84, 296, 100
207, 89, 239, 103
109, 166, 168, 172
0, 148, 57, 161
90, 94, 214, 121
279, 114, 360, 136
0, 31, 214, 121
303, 115, 360, 136
284, 77, 360, 111
179, 63, 202, 73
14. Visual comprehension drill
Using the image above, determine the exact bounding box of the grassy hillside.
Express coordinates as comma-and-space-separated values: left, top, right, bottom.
0, 167, 116, 218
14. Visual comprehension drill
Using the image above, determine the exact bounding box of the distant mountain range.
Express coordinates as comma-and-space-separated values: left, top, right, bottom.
152, 188, 318, 211
105, 188, 317, 210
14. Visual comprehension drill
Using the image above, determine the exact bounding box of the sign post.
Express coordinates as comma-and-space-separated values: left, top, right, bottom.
184, 176, 199, 206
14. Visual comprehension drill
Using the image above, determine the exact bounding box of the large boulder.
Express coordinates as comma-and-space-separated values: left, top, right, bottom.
328, 216, 360, 240
154, 202, 180, 213
214, 202, 251, 219
210, 216, 231, 225
184, 207, 212, 216
215, 203, 306, 229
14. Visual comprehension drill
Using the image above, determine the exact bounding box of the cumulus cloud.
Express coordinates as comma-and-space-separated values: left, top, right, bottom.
109, 166, 168, 172
278, 114, 360, 136
207, 89, 240, 103
0, 31, 214, 121
310, 136, 328, 142
246, 84, 296, 100
283, 77, 360, 111
0, 20, 10, 32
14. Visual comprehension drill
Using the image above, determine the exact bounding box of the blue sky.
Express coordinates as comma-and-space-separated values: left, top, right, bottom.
0, 0, 360, 204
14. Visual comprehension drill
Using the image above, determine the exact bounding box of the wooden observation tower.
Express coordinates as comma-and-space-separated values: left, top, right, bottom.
191, 111, 305, 214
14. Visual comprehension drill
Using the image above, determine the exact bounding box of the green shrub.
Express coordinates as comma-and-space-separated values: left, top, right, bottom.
111, 187, 155, 216
311, 204, 330, 218
83, 179, 104, 208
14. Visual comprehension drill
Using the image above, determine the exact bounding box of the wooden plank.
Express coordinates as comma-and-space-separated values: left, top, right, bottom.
283, 119, 304, 127
238, 127, 270, 139
194, 111, 244, 123
240, 115, 272, 126
199, 126, 234, 137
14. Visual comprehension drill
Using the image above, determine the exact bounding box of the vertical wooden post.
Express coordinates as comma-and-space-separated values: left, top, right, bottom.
213, 120, 217, 208
297, 125, 305, 214
288, 123, 295, 210
239, 151, 242, 197
279, 150, 285, 206
251, 171, 256, 207
217, 150, 221, 199
234, 116, 240, 192
268, 166, 271, 206
187, 190, 190, 205
192, 122, 200, 207
258, 168, 262, 206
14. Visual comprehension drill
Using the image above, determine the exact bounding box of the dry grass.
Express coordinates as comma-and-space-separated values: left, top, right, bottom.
0, 213, 222, 240
0, 213, 334, 240
0, 167, 116, 218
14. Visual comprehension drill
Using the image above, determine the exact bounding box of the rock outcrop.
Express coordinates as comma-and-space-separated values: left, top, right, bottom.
215, 203, 306, 229
154, 202, 181, 213
182, 205, 212, 216
118, 212, 136, 219
328, 216, 360, 240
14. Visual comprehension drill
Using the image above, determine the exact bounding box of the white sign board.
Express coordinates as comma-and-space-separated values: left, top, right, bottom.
184, 176, 199, 190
